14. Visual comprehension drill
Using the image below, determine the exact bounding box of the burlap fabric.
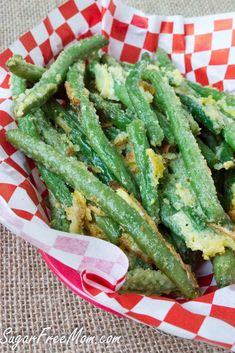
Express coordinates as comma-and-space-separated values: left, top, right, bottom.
0, 1, 234, 352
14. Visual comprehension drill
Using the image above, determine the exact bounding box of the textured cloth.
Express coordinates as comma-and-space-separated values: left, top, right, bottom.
0, 1, 234, 352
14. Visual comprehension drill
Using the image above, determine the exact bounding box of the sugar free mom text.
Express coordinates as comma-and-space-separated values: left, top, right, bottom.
0, 327, 122, 350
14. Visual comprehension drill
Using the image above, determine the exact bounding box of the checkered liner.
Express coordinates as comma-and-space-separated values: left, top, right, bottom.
0, 0, 235, 349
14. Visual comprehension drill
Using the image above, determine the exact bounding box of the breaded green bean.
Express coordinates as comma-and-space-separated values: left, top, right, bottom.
156, 48, 225, 135
127, 252, 153, 270
94, 215, 121, 244
49, 191, 70, 232
127, 119, 162, 221
43, 100, 116, 184
178, 93, 224, 135
33, 110, 75, 157
7, 129, 199, 299
160, 155, 235, 286
88, 58, 133, 109
212, 249, 235, 288
188, 80, 235, 115
224, 170, 235, 221
7, 55, 46, 82
90, 93, 132, 130
143, 69, 229, 225
120, 268, 177, 295
126, 64, 164, 146
153, 108, 175, 144
223, 119, 235, 150
14, 35, 108, 118
167, 230, 201, 271
10, 73, 27, 103
196, 137, 218, 169
11, 74, 73, 211
66, 61, 138, 197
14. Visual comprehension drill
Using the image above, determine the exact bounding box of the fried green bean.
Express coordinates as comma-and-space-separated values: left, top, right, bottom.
89, 58, 133, 109
43, 100, 116, 184
160, 155, 235, 286
7, 129, 199, 299
224, 170, 235, 220
120, 268, 177, 295
223, 119, 235, 150
127, 119, 162, 221
66, 61, 138, 197
10, 73, 27, 103
14, 35, 108, 118
90, 92, 132, 130
188, 80, 235, 116
49, 191, 70, 232
143, 69, 230, 225
166, 230, 201, 271
34, 110, 75, 156
178, 93, 224, 135
127, 252, 153, 270
196, 137, 218, 169
212, 249, 235, 288
11, 74, 72, 212
94, 215, 121, 244
126, 64, 164, 146
7, 55, 46, 82
156, 48, 225, 135
153, 108, 175, 144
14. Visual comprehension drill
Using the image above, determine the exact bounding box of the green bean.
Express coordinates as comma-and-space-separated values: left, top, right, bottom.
49, 191, 70, 232
7, 129, 199, 299
100, 56, 134, 109
156, 48, 225, 135
16, 112, 73, 207
152, 108, 175, 144
183, 82, 235, 150
161, 155, 235, 286
120, 268, 177, 295
143, 69, 230, 225
183, 107, 201, 135
90, 92, 132, 130
223, 119, 235, 150
196, 137, 218, 169
178, 93, 224, 134
94, 215, 121, 244
66, 62, 138, 197
89, 58, 133, 109
14, 35, 108, 118
224, 170, 235, 220
188, 80, 235, 110
10, 74, 73, 209
212, 249, 235, 288
43, 100, 116, 184
104, 126, 123, 142
101, 53, 120, 67
201, 130, 222, 151
126, 64, 164, 146
156, 48, 185, 87
114, 82, 133, 109
7, 55, 46, 82
127, 252, 153, 270
42, 101, 122, 239
34, 110, 74, 156
127, 119, 161, 221
167, 231, 201, 271
215, 141, 234, 169
10, 73, 27, 103
201, 131, 235, 169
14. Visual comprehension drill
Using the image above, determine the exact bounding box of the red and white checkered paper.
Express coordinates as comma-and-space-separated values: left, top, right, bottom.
1, 0, 235, 349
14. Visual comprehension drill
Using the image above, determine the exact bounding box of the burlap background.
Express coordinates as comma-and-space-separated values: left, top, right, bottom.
0, 1, 234, 352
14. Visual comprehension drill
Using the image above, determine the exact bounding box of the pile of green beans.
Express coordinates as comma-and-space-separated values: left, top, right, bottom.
6, 36, 235, 298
